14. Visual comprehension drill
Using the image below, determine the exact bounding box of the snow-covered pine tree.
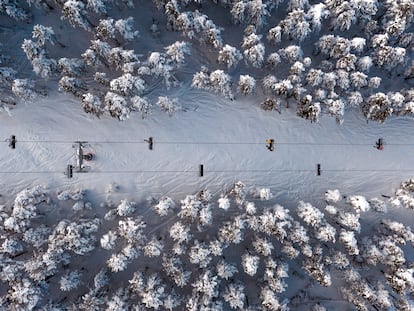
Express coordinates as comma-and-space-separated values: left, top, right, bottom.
209, 69, 234, 99
62, 0, 91, 31
0, 0, 30, 21
82, 93, 104, 117
266, 52, 281, 69
278, 45, 303, 63
223, 282, 245, 309
157, 96, 179, 116
12, 79, 36, 102
131, 96, 151, 118
217, 44, 243, 68
57, 58, 85, 77
59, 76, 87, 97
241, 252, 260, 276
96, 18, 116, 40
242, 32, 265, 68
86, 0, 107, 14
267, 25, 282, 45
32, 25, 56, 46
164, 41, 190, 69
60, 270, 82, 291
32, 56, 57, 79
238, 74, 256, 95
362, 92, 393, 122
104, 91, 130, 120
109, 73, 145, 97
114, 17, 139, 41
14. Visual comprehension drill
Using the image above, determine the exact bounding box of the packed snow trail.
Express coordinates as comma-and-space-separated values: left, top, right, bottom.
0, 89, 413, 207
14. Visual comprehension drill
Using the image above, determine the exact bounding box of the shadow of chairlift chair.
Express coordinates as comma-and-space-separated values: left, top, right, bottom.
6, 135, 16, 149
266, 139, 274, 151
375, 138, 384, 150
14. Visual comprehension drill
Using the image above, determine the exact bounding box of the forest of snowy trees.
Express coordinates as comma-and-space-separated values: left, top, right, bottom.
0, 180, 414, 309
0, 0, 413, 122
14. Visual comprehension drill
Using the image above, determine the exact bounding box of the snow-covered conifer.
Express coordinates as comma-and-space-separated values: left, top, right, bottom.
279, 45, 303, 63
104, 91, 130, 120
7, 278, 40, 310
165, 41, 190, 66
332, 5, 355, 31
243, 41, 265, 68
315, 223, 336, 242
339, 229, 359, 255
162, 255, 191, 287
32, 56, 57, 79
336, 54, 357, 72
209, 69, 234, 99
22, 39, 42, 61
189, 240, 212, 268
297, 201, 324, 227
107, 252, 129, 272
368, 76, 381, 89
12, 79, 36, 102
144, 236, 164, 257
230, 1, 247, 24
58, 57, 84, 77
157, 96, 179, 116
306, 68, 323, 87
169, 221, 192, 243
307, 3, 328, 32
216, 259, 238, 280
110, 73, 145, 97
131, 96, 151, 118
241, 252, 260, 276
153, 197, 175, 216
62, 0, 90, 31
192, 67, 211, 91
223, 282, 245, 309
82, 93, 103, 117
94, 268, 109, 290
347, 195, 370, 213
218, 44, 243, 68
108, 48, 139, 70
267, 25, 282, 45
0, 0, 30, 21
253, 236, 274, 256
60, 270, 82, 291
59, 76, 87, 97
325, 189, 341, 203
237, 74, 256, 95
362, 92, 392, 122
32, 25, 56, 46
106, 288, 129, 311
118, 217, 146, 244
260, 286, 281, 310
116, 199, 136, 216
218, 196, 230, 210
192, 270, 220, 299
96, 18, 116, 40
337, 211, 361, 232
86, 0, 107, 14
114, 17, 139, 41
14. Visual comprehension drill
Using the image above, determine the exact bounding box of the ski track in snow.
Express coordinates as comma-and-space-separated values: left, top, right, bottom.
1, 88, 414, 210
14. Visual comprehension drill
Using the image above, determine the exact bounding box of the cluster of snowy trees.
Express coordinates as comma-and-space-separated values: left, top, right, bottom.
2, 0, 414, 121
1, 180, 414, 309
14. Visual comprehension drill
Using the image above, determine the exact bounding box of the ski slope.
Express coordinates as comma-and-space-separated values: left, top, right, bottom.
1, 84, 413, 208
